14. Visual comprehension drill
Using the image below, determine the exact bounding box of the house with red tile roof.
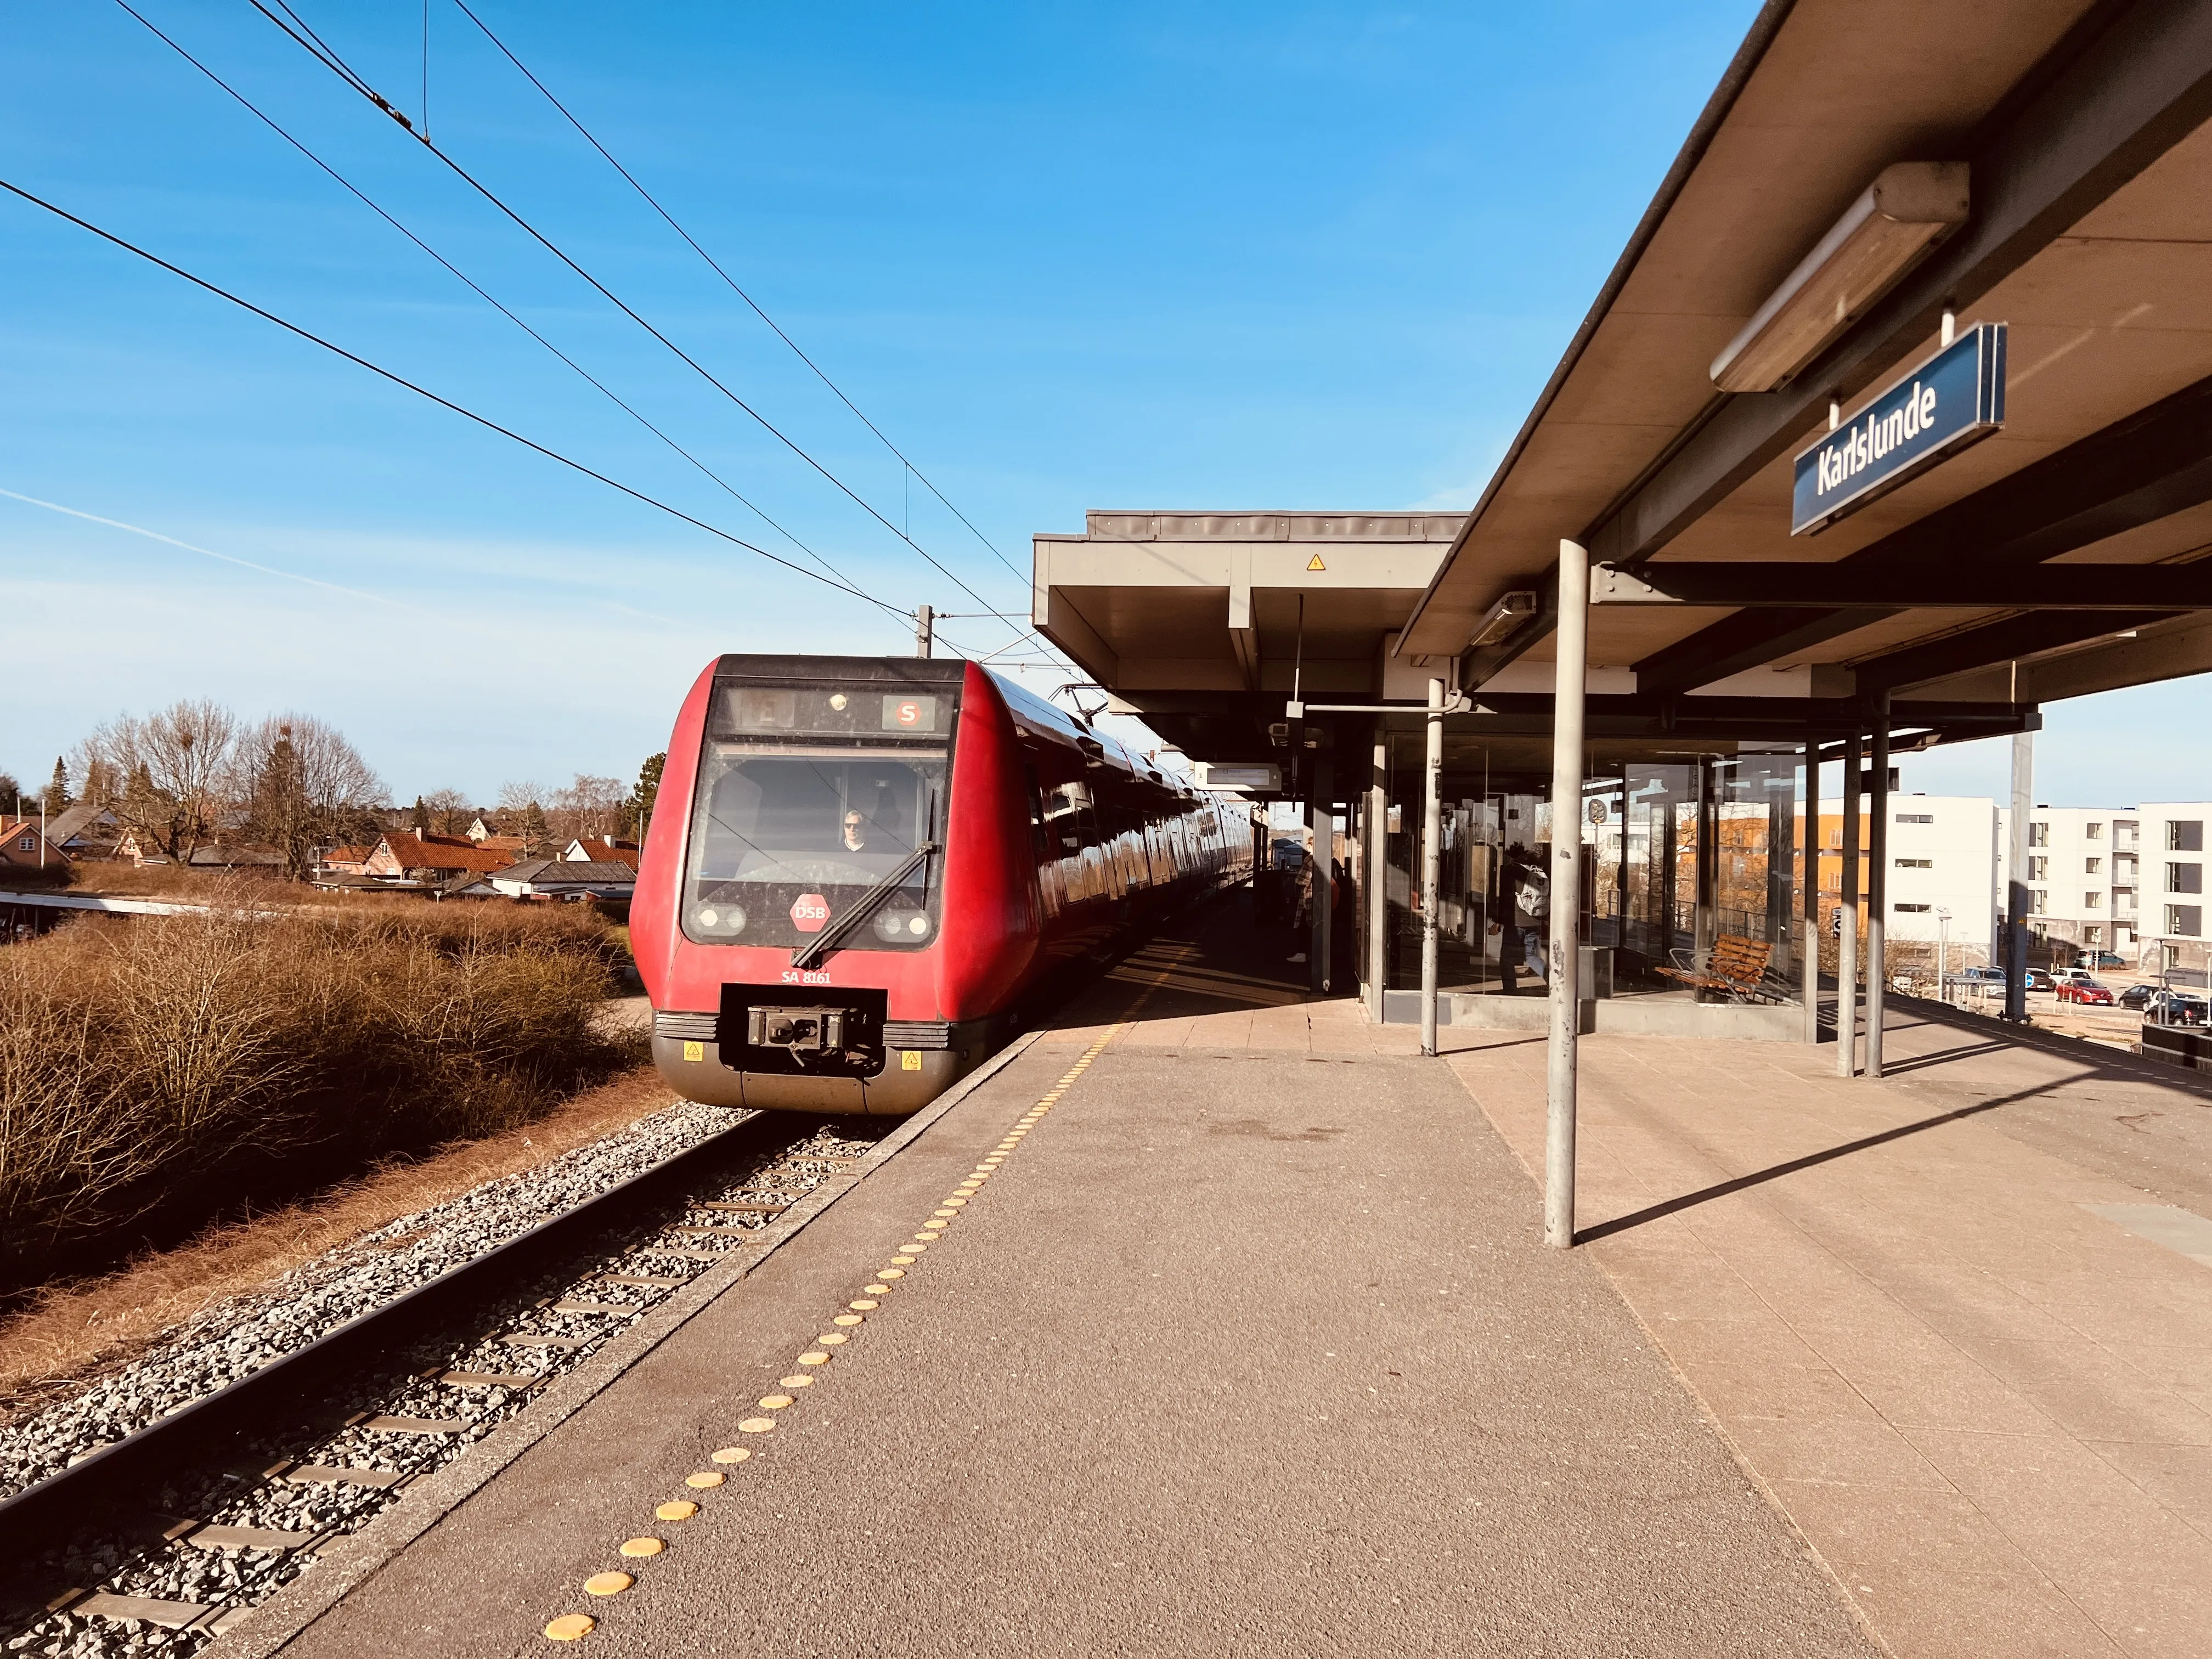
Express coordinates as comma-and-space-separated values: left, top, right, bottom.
318, 845, 376, 876
364, 831, 518, 884
0, 818, 69, 870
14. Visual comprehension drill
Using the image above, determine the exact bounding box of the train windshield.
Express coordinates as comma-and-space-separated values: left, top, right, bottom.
681, 678, 953, 951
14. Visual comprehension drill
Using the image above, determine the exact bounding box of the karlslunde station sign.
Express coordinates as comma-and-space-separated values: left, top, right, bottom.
1791, 321, 2006, 535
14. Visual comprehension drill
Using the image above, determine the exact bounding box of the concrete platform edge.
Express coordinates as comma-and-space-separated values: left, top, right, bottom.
210, 1031, 1045, 1659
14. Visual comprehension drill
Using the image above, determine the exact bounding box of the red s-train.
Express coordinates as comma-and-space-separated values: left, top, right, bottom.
631, 654, 1254, 1114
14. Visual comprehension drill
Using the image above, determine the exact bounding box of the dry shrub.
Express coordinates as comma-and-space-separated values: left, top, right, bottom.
0, 975, 149, 1246
0, 1068, 676, 1407
0, 887, 634, 1286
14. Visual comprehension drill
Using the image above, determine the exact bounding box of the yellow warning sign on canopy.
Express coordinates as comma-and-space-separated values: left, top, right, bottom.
1307, 555, 1327, 571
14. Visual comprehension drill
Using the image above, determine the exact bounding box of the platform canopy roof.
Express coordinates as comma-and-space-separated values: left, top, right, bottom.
1035, 0, 2212, 777
1399, 0, 2212, 712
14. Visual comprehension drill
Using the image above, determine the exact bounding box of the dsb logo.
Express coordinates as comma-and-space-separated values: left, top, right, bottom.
790, 893, 831, 932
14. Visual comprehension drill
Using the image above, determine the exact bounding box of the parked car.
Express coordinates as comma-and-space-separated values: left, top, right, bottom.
2119, 983, 2159, 1009
2056, 978, 2114, 1006
2084, 950, 2129, 969
1954, 965, 2007, 985
2024, 967, 2057, 992
2051, 967, 2095, 987
2146, 989, 2211, 1025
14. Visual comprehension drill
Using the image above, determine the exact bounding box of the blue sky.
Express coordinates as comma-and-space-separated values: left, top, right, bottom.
1, 1, 2197, 808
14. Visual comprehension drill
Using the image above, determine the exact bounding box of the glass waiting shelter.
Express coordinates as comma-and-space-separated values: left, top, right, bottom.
1357, 731, 1809, 1038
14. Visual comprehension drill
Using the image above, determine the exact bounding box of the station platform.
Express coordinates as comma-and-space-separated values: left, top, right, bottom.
236, 896, 2212, 1658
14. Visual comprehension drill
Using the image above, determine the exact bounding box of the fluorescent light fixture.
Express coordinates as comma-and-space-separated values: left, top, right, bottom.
1470, 589, 1538, 646
1709, 162, 1970, 393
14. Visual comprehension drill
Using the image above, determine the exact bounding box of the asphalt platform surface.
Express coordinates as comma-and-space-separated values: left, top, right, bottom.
250, 898, 1876, 1657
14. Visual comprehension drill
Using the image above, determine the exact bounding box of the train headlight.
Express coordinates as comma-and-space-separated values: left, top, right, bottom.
697, 904, 745, 935
873, 910, 910, 942
907, 913, 930, 936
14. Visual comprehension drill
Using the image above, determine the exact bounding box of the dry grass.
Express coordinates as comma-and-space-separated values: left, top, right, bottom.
0, 1067, 677, 1413
0, 883, 636, 1285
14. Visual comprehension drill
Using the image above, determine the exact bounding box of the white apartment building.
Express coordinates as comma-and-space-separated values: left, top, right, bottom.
1804, 794, 2000, 961
1995, 805, 2142, 958
1805, 789, 2165, 967
1880, 795, 2000, 960
2134, 802, 2211, 973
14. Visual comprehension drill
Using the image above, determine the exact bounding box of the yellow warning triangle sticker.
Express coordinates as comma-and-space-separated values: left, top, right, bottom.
1306, 554, 1326, 572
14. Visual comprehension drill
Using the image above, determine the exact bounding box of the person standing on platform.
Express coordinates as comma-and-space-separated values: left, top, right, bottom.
1501, 843, 1549, 993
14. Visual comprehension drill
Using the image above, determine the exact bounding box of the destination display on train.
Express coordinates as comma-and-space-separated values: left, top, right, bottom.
715, 682, 946, 738
1790, 321, 2006, 535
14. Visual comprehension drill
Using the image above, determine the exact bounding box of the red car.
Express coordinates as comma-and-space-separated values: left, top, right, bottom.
2056, 979, 2114, 1005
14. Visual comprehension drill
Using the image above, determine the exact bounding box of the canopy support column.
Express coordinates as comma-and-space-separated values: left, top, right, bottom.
1804, 730, 1821, 1044
1368, 724, 1389, 1022
1310, 749, 1334, 995
1545, 538, 1589, 1249
1419, 678, 1444, 1055
1867, 695, 1891, 1077
2007, 732, 2034, 1022
1837, 730, 1861, 1077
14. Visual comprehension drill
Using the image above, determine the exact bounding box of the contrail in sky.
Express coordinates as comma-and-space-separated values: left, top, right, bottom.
0, 486, 411, 608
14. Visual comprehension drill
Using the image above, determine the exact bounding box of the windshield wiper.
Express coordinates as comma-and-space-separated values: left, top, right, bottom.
791, 842, 938, 970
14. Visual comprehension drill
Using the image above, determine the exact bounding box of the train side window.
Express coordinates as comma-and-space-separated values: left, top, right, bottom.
1024, 767, 1050, 860
1044, 782, 1090, 853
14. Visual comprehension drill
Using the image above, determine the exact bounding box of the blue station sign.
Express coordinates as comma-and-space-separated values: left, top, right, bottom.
1791, 321, 2006, 535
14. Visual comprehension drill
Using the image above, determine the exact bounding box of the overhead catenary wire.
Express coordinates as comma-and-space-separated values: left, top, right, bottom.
246, 0, 1019, 639
115, 0, 859, 591
0, 174, 930, 628
449, 0, 1032, 590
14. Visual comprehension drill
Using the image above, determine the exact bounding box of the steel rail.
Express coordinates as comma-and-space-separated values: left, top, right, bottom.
0, 1110, 786, 1569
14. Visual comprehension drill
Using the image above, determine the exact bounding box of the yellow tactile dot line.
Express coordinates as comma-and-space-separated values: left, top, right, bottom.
542, 953, 1191, 1641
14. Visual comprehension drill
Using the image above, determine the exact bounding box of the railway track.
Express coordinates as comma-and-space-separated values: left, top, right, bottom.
0, 1108, 891, 1656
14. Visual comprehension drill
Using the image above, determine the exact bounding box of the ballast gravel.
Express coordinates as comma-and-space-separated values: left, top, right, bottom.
3, 1109, 881, 1658
0, 1099, 743, 1504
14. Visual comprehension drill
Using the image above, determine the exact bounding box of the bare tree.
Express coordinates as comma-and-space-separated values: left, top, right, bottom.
74, 753, 122, 809
550, 774, 625, 844
80, 700, 240, 861
240, 714, 387, 879
422, 788, 472, 837
496, 780, 550, 851
496, 780, 548, 819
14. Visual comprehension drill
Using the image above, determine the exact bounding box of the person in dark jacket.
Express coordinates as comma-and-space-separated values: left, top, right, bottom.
1500, 843, 1549, 993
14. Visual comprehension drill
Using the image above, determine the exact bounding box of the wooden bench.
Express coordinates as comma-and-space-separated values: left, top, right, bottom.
1655, 935, 1776, 1002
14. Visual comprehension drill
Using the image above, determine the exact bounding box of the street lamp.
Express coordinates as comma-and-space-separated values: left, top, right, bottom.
1936, 906, 1952, 1002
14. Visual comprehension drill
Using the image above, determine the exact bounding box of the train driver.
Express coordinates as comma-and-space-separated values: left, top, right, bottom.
842, 810, 869, 852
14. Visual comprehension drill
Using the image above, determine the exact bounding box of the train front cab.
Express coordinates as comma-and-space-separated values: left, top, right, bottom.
636, 656, 1019, 1115
635, 654, 1254, 1116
